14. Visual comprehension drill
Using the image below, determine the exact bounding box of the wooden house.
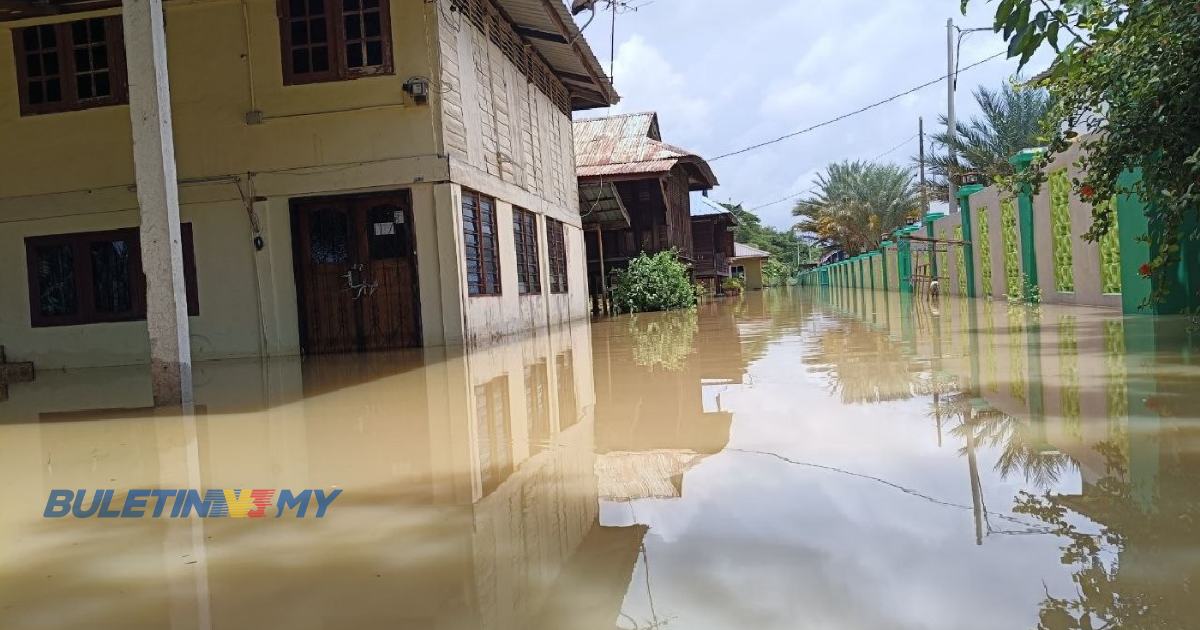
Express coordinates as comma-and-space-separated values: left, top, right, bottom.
690, 196, 738, 293
572, 112, 718, 300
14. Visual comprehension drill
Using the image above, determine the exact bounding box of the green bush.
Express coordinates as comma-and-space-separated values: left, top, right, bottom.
721, 276, 745, 293
610, 250, 698, 314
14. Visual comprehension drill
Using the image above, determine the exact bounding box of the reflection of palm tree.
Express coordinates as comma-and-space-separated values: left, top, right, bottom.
804, 318, 921, 404
949, 406, 1078, 489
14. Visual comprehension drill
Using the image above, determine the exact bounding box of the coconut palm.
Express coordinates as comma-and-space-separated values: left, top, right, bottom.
792, 161, 920, 255
924, 83, 1051, 200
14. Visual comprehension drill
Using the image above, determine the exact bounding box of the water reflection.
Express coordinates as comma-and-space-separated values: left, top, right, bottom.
1, 290, 1198, 629
0, 324, 641, 630
813, 286, 1200, 629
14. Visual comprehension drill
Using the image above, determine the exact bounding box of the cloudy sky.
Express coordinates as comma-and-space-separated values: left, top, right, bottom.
571, 0, 1053, 230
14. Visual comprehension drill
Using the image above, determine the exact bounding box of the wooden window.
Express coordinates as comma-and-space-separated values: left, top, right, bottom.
546, 218, 568, 294
11, 17, 127, 116
512, 207, 541, 295
25, 225, 199, 327
462, 189, 501, 296
279, 0, 392, 85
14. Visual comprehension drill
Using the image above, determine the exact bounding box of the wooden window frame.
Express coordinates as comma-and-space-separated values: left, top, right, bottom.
278, 0, 394, 86
512, 207, 541, 296
25, 225, 199, 328
546, 218, 568, 295
462, 189, 501, 297
11, 16, 128, 116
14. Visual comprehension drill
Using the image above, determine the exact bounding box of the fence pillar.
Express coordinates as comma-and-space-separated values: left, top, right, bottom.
923, 212, 945, 279
957, 183, 984, 298
897, 232, 914, 295
1011, 149, 1044, 302
880, 241, 893, 291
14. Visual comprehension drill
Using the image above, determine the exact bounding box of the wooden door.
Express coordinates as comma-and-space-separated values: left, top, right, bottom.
292, 191, 421, 354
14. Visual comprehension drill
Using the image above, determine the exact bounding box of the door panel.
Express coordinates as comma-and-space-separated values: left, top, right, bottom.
292, 191, 421, 354
358, 197, 420, 351
296, 203, 360, 354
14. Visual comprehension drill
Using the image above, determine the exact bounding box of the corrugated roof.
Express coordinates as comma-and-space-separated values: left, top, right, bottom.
497, 0, 618, 110
733, 243, 771, 259
573, 113, 718, 187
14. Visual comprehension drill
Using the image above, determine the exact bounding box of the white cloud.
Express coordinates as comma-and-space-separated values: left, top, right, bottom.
574, 0, 1055, 230
609, 35, 713, 142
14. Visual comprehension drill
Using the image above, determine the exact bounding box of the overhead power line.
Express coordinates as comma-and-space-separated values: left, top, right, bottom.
708, 52, 1006, 163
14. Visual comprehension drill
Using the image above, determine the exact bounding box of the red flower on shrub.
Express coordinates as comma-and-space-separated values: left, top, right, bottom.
1139, 263, 1152, 277
1080, 184, 1095, 200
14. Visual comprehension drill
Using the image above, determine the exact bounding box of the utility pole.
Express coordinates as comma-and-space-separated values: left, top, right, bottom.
919, 117, 930, 218
946, 17, 959, 211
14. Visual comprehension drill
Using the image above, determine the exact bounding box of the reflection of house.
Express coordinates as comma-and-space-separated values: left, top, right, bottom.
731, 242, 772, 291
0, 323, 645, 630
690, 197, 738, 294
0, 0, 616, 404
574, 112, 719, 298
592, 305, 746, 500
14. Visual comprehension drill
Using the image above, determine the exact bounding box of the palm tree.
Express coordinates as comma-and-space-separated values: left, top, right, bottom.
924, 82, 1051, 200
792, 161, 919, 255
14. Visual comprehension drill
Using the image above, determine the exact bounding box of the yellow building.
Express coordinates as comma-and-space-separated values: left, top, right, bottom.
0, 0, 616, 403
731, 242, 770, 291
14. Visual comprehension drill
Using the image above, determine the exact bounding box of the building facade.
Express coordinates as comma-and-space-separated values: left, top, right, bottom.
0, 0, 616, 401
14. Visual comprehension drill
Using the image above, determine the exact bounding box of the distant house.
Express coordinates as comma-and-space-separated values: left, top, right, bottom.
690, 197, 738, 294
573, 112, 719, 300
730, 243, 772, 291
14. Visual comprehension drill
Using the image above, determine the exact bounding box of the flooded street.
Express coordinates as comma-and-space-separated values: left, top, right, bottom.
2, 289, 1198, 630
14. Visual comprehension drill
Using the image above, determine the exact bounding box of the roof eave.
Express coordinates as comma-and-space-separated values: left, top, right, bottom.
514, 0, 618, 110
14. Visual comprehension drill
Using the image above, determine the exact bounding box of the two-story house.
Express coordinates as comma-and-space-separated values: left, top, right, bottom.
0, 0, 616, 403
572, 112, 717, 303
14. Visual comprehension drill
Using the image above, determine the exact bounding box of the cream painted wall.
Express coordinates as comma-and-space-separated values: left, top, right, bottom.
734, 258, 765, 291
963, 141, 1119, 308
0, 0, 595, 368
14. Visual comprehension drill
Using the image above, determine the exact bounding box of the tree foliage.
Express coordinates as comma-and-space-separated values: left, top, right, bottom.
609, 250, 699, 314
721, 203, 818, 265
925, 83, 1052, 200
762, 258, 792, 287
793, 161, 921, 255
962, 0, 1200, 299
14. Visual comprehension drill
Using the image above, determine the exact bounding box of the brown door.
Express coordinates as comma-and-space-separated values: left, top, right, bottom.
292, 191, 421, 354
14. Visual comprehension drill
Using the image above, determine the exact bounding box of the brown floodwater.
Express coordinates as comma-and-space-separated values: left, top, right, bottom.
1, 288, 1198, 630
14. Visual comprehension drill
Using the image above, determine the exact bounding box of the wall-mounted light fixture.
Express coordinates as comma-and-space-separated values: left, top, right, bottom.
403, 77, 430, 104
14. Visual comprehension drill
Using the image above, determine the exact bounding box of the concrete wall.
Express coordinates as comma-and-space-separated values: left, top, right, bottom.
0, 0, 593, 368
932, 213, 965, 296
962, 142, 1121, 308
734, 258, 764, 291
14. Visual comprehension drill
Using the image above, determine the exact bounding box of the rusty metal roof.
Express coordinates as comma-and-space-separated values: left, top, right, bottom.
573, 112, 718, 188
